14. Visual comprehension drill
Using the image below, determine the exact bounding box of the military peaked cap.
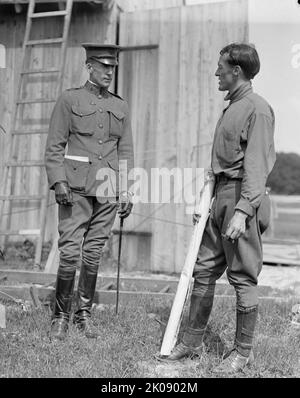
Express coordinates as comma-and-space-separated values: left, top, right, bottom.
82, 43, 120, 66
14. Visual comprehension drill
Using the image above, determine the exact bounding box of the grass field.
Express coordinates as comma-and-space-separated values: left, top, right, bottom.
0, 295, 299, 378
0, 196, 298, 379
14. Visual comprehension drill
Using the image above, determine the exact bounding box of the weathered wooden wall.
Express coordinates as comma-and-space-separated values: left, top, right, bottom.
114, 0, 248, 273
0, 3, 117, 244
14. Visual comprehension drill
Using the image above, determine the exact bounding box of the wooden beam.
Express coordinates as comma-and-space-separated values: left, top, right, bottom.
0, 269, 289, 303
0, 269, 180, 291
0, 269, 57, 284
0, 285, 176, 304
0, 285, 296, 307
0, 270, 287, 298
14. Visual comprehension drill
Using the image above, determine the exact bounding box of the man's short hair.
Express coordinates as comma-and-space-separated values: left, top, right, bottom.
220, 43, 260, 80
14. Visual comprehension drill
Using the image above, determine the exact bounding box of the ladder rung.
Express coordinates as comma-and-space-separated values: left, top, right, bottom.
0, 195, 46, 201
26, 38, 63, 46
17, 98, 56, 104
0, 229, 41, 236
30, 11, 68, 19
13, 130, 49, 135
21, 68, 60, 75
6, 161, 44, 167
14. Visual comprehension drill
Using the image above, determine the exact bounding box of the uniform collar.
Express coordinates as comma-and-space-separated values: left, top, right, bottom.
83, 80, 108, 97
224, 81, 253, 104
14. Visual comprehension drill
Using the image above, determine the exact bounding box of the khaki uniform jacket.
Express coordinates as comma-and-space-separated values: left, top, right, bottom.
211, 82, 276, 217
44, 81, 134, 197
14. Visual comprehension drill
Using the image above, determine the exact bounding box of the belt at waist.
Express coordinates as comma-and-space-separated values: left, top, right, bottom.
215, 174, 242, 184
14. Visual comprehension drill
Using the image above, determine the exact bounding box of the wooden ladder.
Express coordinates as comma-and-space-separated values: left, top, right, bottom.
0, 0, 73, 269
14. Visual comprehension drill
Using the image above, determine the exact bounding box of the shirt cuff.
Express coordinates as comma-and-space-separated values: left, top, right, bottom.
235, 198, 255, 217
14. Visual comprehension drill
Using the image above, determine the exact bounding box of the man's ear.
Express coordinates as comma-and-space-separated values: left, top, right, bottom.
86, 62, 93, 73
233, 65, 242, 77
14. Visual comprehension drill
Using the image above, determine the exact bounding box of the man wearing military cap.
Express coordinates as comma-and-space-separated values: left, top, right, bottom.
45, 43, 134, 340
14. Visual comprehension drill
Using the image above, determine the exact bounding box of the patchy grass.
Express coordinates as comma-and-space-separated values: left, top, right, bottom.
0, 295, 299, 378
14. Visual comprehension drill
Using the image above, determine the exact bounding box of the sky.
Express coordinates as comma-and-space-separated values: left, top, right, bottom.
249, 0, 300, 155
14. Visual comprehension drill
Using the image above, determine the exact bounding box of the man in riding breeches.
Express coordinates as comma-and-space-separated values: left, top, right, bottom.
166, 43, 275, 374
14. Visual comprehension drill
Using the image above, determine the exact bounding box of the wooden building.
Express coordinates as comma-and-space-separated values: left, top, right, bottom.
0, 0, 248, 274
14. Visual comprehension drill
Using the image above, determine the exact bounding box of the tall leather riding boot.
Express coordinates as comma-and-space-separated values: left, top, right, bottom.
73, 261, 99, 338
166, 291, 214, 361
50, 266, 76, 340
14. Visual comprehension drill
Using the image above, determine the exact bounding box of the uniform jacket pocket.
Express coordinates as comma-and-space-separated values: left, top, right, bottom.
64, 158, 89, 192
71, 105, 96, 135
108, 110, 125, 138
